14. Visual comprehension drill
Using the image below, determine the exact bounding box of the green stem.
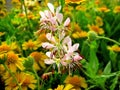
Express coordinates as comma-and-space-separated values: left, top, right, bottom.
3, 64, 22, 90
98, 36, 120, 45
20, 0, 32, 32
32, 67, 40, 90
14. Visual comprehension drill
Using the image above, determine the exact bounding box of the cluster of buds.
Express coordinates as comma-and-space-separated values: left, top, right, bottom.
39, 3, 82, 74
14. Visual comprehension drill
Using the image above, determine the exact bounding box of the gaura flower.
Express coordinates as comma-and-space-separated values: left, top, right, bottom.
107, 45, 120, 52
65, 0, 86, 4
30, 51, 47, 70
95, 16, 103, 26
64, 75, 87, 89
113, 6, 120, 13
97, 6, 110, 12
5, 51, 24, 72
88, 24, 104, 35
39, 3, 70, 31
22, 40, 40, 50
5, 72, 37, 90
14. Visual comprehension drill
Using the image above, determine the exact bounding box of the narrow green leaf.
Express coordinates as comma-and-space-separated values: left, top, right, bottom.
103, 61, 111, 75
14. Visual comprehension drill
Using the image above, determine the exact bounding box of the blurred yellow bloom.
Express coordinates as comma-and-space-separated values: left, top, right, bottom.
30, 51, 47, 70
64, 75, 87, 89
76, 5, 86, 11
88, 24, 104, 35
65, 0, 86, 4
113, 6, 120, 13
0, 0, 6, 5
95, 16, 103, 26
72, 31, 88, 38
107, 45, 120, 52
0, 10, 6, 18
53, 84, 74, 90
36, 33, 48, 45
0, 64, 5, 75
0, 42, 11, 53
22, 40, 40, 50
0, 32, 5, 36
97, 6, 110, 12
5, 72, 37, 90
72, 23, 87, 38
5, 52, 24, 72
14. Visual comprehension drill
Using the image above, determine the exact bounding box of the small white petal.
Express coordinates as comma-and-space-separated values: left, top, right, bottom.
47, 3, 54, 14
64, 17, 70, 26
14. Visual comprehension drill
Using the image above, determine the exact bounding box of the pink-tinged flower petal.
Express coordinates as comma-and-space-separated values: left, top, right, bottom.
44, 59, 55, 64
60, 31, 65, 41
46, 33, 56, 43
39, 11, 46, 18
70, 43, 79, 52
56, 13, 63, 24
64, 17, 70, 26
63, 36, 71, 45
56, 6, 61, 14
42, 42, 55, 49
73, 54, 82, 61
46, 52, 51, 57
47, 3, 54, 14
44, 10, 52, 18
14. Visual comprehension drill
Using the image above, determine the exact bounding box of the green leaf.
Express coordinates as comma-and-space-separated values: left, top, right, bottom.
88, 41, 99, 77
103, 61, 111, 75
110, 76, 118, 90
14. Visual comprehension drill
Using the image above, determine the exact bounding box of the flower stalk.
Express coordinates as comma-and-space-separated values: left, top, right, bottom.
3, 64, 22, 90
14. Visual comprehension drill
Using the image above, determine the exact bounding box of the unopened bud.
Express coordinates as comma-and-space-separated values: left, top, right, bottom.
87, 31, 98, 41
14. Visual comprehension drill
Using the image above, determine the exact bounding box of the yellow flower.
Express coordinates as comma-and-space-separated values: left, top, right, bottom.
113, 6, 120, 13
65, 0, 86, 4
88, 24, 104, 35
22, 40, 40, 50
64, 75, 87, 89
0, 64, 5, 75
5, 52, 24, 72
76, 5, 86, 11
97, 6, 110, 12
53, 84, 74, 90
0, 0, 6, 5
30, 51, 47, 70
107, 45, 120, 52
36, 33, 48, 45
72, 31, 88, 38
5, 72, 37, 90
95, 16, 103, 26
0, 32, 5, 37
72, 23, 87, 38
0, 42, 11, 53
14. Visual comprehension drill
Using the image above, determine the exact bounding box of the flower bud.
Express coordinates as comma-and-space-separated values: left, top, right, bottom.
87, 31, 98, 41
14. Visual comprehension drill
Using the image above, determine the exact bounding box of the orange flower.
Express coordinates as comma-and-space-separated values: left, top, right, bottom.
88, 24, 104, 35
22, 40, 40, 50
97, 6, 110, 12
107, 45, 120, 52
95, 16, 103, 26
64, 75, 87, 89
0, 42, 11, 53
30, 51, 47, 70
6, 52, 24, 72
113, 6, 120, 13
5, 72, 37, 90
65, 0, 86, 4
